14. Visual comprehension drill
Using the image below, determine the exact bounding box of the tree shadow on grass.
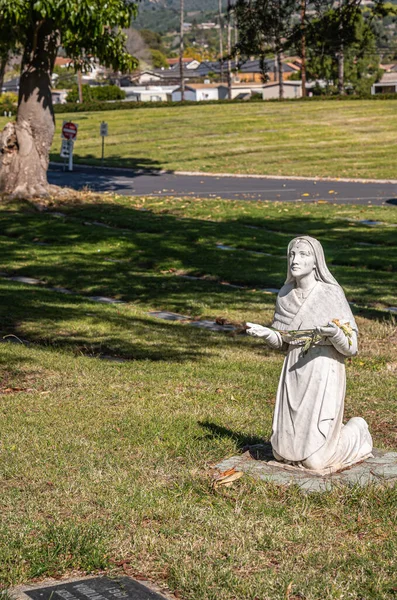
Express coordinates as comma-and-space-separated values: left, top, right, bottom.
0, 197, 395, 363
0, 281, 243, 363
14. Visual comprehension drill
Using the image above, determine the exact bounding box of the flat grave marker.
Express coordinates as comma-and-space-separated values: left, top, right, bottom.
23, 577, 168, 600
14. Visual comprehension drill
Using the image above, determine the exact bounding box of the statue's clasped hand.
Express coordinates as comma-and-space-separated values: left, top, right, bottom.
314, 322, 339, 338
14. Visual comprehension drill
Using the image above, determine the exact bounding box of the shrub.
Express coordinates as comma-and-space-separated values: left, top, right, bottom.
66, 84, 126, 103
52, 92, 397, 115
0, 92, 18, 116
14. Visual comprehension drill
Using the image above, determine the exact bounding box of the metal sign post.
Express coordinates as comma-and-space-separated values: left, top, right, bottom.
60, 139, 74, 171
61, 120, 78, 171
100, 121, 108, 165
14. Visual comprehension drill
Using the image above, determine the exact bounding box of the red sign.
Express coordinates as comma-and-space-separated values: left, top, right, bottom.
62, 121, 78, 140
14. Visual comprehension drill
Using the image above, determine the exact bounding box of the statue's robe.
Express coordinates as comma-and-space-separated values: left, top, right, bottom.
270, 281, 373, 473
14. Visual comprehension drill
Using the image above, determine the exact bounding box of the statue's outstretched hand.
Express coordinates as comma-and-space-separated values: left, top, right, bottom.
246, 323, 272, 338
246, 323, 282, 349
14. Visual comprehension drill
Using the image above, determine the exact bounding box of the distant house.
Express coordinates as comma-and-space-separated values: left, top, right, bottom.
238, 59, 297, 83
167, 58, 200, 70
379, 63, 396, 72
129, 70, 164, 85
218, 83, 265, 100
172, 83, 221, 102
262, 81, 302, 99
185, 59, 200, 70
152, 67, 195, 85
122, 85, 178, 102
51, 89, 69, 104
371, 73, 397, 94
55, 57, 74, 68
193, 61, 222, 78
192, 59, 297, 83
197, 22, 219, 30
54, 56, 107, 81
2, 77, 19, 93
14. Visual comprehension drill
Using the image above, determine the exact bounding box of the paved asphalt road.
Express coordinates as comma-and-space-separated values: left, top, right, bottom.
48, 163, 397, 207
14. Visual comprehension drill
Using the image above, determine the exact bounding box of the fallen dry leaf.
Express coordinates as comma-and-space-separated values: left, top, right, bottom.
215, 316, 227, 325
212, 467, 244, 489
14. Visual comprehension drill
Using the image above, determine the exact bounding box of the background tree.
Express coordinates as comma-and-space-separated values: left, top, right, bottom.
234, 0, 298, 99
52, 65, 77, 90
0, 23, 19, 96
0, 0, 138, 198
150, 49, 169, 68
66, 84, 126, 103
139, 29, 170, 56
303, 3, 382, 94
124, 28, 153, 68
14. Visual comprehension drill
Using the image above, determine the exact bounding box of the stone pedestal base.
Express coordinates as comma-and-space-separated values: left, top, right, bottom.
215, 444, 397, 493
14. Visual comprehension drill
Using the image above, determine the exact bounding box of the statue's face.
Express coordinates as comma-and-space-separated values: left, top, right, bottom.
289, 241, 316, 279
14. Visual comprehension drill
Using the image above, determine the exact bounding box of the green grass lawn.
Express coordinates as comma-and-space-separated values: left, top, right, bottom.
0, 193, 396, 598
2, 99, 397, 178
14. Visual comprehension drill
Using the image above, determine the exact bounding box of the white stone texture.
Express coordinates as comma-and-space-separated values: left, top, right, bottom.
246, 236, 373, 474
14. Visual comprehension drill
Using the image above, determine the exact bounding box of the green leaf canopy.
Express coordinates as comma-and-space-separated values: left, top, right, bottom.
0, 0, 139, 72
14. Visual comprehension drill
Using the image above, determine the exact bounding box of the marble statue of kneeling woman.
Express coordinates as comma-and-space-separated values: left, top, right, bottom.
247, 235, 373, 474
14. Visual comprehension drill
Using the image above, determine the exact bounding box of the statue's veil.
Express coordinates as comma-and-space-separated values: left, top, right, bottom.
285, 236, 339, 286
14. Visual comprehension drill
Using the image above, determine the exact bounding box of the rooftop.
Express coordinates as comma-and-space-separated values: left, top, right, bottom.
55, 57, 73, 67
378, 72, 397, 83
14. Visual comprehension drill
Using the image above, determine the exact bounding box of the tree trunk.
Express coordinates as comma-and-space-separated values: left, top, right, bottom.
226, 0, 232, 99
277, 51, 284, 99
338, 47, 344, 95
300, 0, 307, 97
0, 22, 58, 197
218, 0, 224, 82
0, 55, 7, 97
77, 69, 84, 103
337, 1, 344, 96
180, 0, 185, 101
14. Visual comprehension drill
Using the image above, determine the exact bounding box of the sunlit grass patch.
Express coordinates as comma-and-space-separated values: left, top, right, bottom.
1, 100, 393, 178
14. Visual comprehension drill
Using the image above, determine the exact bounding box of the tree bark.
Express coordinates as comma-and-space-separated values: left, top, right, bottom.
338, 46, 344, 95
218, 0, 224, 82
77, 69, 84, 103
0, 55, 7, 97
277, 50, 284, 99
226, 0, 232, 99
180, 0, 185, 101
300, 0, 307, 97
0, 22, 58, 197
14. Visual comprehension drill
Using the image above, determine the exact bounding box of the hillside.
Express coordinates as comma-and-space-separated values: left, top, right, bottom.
134, 0, 228, 33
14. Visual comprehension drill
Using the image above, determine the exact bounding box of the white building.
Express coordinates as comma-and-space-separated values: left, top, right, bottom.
172, 83, 221, 102
218, 83, 266, 100
371, 72, 397, 95
131, 71, 164, 85
51, 89, 69, 104
197, 22, 219, 30
262, 81, 302, 100
123, 86, 178, 102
